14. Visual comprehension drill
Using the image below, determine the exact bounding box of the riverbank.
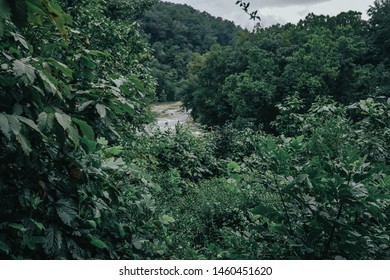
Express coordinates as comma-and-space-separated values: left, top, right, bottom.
150, 101, 202, 135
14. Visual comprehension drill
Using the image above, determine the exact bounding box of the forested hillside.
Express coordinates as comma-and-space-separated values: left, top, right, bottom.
0, 0, 389, 260
141, 1, 241, 101
182, 7, 390, 130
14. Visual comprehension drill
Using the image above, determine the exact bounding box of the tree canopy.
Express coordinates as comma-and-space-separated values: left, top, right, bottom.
141, 0, 241, 101
182, 7, 390, 130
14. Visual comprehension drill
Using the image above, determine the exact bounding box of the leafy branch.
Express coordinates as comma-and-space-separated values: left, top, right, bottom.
235, 0, 261, 21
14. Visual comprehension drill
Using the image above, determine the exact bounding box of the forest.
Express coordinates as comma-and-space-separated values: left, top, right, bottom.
0, 0, 389, 260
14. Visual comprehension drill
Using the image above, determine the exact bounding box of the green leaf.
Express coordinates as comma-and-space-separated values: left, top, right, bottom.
17, 115, 42, 134
269, 222, 288, 234
25, 0, 45, 25
0, 76, 17, 86
7, 114, 21, 135
72, 118, 94, 140
0, 1, 10, 36
86, 220, 96, 229
8, 0, 28, 28
44, 226, 62, 255
46, 1, 72, 37
47, 58, 73, 78
16, 133, 32, 154
132, 235, 146, 250
13, 58, 36, 85
0, 240, 10, 254
10, 32, 29, 49
95, 104, 107, 118
30, 219, 45, 231
54, 112, 71, 131
117, 223, 125, 238
9, 223, 26, 231
129, 76, 144, 91
85, 49, 109, 56
38, 70, 60, 97
77, 100, 93, 112
160, 214, 175, 224
67, 125, 80, 147
228, 161, 240, 172
97, 137, 108, 146
0, 113, 10, 140
37, 112, 52, 131
56, 199, 77, 226
102, 157, 125, 170
91, 238, 108, 249
81, 135, 96, 153
252, 205, 281, 219
13, 103, 23, 115
104, 146, 123, 155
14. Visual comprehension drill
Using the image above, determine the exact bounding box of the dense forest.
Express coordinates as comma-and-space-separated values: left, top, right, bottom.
0, 0, 389, 260
141, 1, 241, 101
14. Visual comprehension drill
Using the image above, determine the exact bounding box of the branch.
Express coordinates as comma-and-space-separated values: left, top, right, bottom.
235, 0, 261, 22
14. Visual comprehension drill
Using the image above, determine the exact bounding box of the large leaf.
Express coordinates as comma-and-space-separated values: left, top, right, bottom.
38, 70, 60, 98
17, 115, 42, 134
160, 214, 175, 225
95, 104, 107, 119
104, 146, 123, 156
0, 0, 10, 36
7, 114, 21, 135
81, 135, 96, 153
0, 240, 10, 254
10, 32, 29, 49
132, 235, 146, 250
13, 58, 36, 85
47, 58, 73, 78
25, 0, 45, 25
46, 1, 72, 37
0, 113, 10, 140
0, 114, 32, 153
15, 133, 32, 154
67, 125, 80, 147
37, 112, 54, 131
102, 157, 126, 170
54, 112, 71, 131
129, 76, 144, 91
72, 118, 94, 141
44, 226, 62, 255
90, 238, 108, 250
8, 0, 27, 28
67, 239, 84, 260
56, 199, 78, 226
252, 205, 283, 219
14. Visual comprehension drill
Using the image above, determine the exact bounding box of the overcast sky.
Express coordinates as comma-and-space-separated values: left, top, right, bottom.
161, 0, 375, 28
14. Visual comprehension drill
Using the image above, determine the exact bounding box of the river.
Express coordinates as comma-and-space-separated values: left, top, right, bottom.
149, 101, 201, 135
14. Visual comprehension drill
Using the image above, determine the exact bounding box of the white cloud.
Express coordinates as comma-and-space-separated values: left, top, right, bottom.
253, 0, 331, 8
161, 0, 374, 28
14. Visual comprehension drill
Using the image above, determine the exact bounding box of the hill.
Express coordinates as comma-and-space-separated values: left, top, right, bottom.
141, 1, 242, 101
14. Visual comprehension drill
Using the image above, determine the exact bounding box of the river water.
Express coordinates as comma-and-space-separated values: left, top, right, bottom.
149, 101, 201, 135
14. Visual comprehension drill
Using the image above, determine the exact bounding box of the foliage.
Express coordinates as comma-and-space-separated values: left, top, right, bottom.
235, 0, 261, 21
182, 7, 390, 130
0, 0, 389, 261
197, 98, 390, 260
0, 0, 162, 259
141, 1, 241, 101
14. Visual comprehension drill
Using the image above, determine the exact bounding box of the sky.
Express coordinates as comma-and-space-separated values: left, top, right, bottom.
161, 0, 375, 28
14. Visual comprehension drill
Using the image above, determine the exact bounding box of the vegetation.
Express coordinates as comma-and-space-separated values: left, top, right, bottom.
141, 0, 241, 101
182, 6, 390, 131
0, 0, 389, 260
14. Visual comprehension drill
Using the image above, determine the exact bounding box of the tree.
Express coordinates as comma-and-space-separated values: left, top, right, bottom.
0, 0, 161, 259
368, 0, 390, 64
